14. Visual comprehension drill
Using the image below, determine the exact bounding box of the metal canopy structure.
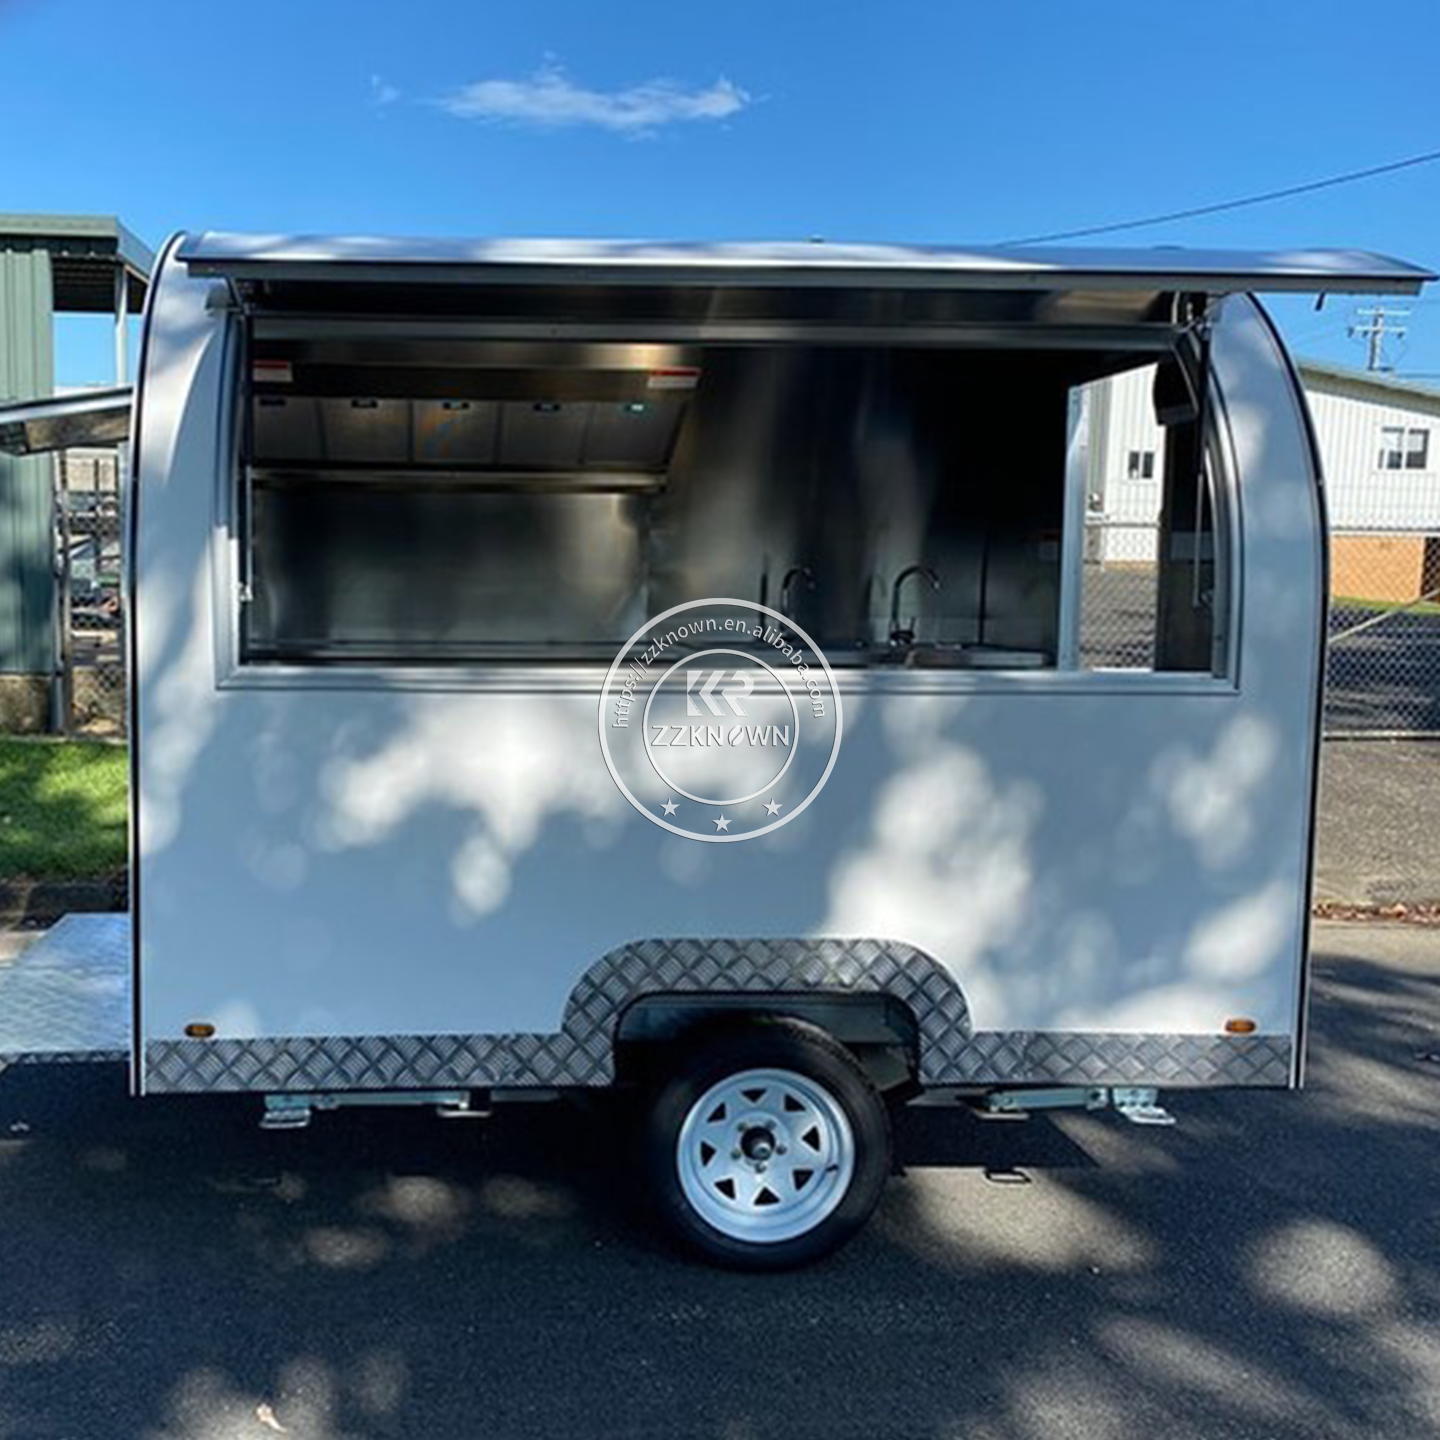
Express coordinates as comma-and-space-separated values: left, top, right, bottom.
0, 387, 133, 456
178, 233, 1436, 296
0, 213, 152, 312
0, 213, 151, 728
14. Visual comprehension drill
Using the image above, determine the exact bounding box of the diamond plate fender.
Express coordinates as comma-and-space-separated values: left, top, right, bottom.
144, 936, 970, 1092
563, 937, 972, 1084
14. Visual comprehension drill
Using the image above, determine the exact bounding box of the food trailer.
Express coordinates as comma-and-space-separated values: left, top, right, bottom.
0, 233, 1431, 1267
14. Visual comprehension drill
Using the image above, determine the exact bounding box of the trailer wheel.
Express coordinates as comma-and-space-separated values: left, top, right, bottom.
643, 1019, 891, 1269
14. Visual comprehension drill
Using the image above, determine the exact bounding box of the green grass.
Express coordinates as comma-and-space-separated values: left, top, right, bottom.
0, 739, 128, 881
1333, 595, 1440, 617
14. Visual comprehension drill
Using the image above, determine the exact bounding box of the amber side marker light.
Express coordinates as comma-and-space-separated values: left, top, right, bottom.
184, 1022, 216, 1039
1224, 1018, 1257, 1035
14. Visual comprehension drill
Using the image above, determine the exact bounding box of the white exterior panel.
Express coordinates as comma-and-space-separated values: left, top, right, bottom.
131, 247, 1322, 1092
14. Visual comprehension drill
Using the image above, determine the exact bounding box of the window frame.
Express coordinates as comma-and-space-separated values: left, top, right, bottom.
1379, 425, 1405, 470
1125, 448, 1156, 481
1379, 424, 1431, 472
1059, 357, 1236, 681
1405, 427, 1430, 471
214, 314, 1239, 696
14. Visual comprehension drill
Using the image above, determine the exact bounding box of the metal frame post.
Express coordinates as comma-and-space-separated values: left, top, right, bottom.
114, 264, 129, 385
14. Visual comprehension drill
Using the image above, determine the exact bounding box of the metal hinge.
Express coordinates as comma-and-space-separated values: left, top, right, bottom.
204, 280, 243, 315
979, 1086, 1110, 1117
977, 1085, 1176, 1127
1112, 1087, 1176, 1126
260, 1090, 486, 1130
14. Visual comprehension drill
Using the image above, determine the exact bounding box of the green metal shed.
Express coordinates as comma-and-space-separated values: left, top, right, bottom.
0, 214, 151, 729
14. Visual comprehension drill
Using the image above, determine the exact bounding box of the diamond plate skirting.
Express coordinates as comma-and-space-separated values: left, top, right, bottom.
143, 936, 1293, 1093
951, 1030, 1292, 1087
0, 913, 130, 1065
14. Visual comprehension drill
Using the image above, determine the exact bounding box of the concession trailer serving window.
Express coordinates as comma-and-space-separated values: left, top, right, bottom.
235, 328, 1228, 676
184, 230, 1427, 683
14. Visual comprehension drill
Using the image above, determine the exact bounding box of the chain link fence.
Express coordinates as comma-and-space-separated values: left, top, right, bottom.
1079, 519, 1159, 670
56, 448, 125, 738
1325, 530, 1440, 737
1078, 519, 1440, 738
1318, 529, 1440, 905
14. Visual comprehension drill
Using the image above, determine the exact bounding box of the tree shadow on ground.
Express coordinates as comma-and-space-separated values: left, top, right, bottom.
0, 942, 1436, 1440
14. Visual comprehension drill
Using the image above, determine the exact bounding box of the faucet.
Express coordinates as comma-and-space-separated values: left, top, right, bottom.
779, 565, 815, 620
889, 565, 941, 647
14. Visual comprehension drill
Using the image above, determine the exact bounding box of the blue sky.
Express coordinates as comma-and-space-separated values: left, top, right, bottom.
4, 0, 1437, 384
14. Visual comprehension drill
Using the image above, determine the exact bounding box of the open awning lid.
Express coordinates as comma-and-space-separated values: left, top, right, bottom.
177, 233, 1435, 296
0, 387, 132, 456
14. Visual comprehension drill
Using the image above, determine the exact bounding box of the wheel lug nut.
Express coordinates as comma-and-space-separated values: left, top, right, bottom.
776, 1144, 787, 1155
756, 1162, 767, 1173
731, 1148, 742, 1160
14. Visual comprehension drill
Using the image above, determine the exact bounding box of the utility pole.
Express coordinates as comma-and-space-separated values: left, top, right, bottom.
1349, 306, 1409, 371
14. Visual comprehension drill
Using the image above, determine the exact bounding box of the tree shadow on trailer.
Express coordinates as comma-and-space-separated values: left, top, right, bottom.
0, 942, 1437, 1440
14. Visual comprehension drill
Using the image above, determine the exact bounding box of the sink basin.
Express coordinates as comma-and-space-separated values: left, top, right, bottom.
949, 645, 1048, 670
901, 644, 973, 669
872, 644, 1049, 670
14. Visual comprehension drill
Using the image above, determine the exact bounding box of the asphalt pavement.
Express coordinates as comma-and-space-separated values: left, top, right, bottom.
1315, 740, 1440, 904
0, 922, 1437, 1440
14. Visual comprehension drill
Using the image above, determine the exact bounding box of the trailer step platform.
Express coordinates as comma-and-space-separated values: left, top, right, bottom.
0, 913, 130, 1064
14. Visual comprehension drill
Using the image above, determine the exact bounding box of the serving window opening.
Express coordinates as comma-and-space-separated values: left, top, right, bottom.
1067, 354, 1229, 674
235, 329, 1229, 676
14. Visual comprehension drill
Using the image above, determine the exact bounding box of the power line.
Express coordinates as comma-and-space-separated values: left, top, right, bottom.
1001, 146, 1440, 246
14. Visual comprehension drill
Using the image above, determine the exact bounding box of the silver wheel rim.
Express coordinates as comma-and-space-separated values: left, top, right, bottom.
676, 1067, 856, 1244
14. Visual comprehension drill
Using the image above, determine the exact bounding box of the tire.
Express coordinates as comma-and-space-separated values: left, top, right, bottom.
642, 1018, 892, 1270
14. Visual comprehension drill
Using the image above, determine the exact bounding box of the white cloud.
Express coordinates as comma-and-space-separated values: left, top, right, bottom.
438, 63, 749, 135
369, 75, 401, 109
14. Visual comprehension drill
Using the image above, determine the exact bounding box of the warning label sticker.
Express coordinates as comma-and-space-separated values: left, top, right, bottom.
647, 368, 701, 391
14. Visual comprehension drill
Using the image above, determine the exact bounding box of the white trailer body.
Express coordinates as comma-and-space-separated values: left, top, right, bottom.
3, 233, 1431, 1265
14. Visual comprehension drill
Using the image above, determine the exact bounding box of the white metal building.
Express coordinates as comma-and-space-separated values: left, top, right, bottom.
1085, 356, 1440, 601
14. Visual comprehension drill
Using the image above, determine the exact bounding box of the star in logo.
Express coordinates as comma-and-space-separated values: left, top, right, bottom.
713, 813, 731, 832
661, 798, 679, 816
763, 798, 783, 816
